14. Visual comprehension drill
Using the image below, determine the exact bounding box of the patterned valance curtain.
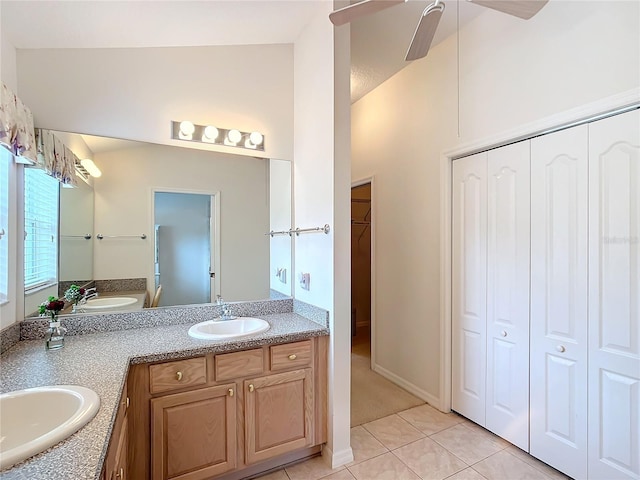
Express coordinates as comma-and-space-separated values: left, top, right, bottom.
0, 82, 37, 163
35, 129, 77, 186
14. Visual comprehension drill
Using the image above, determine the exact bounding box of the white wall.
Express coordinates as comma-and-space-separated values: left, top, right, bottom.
93, 143, 270, 302
1, 24, 17, 92
16, 45, 293, 160
294, 3, 353, 467
0, 13, 20, 328
269, 159, 292, 296
351, 0, 640, 405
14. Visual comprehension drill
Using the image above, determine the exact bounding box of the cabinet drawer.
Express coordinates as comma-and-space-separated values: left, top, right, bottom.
149, 357, 206, 394
216, 349, 264, 381
270, 340, 312, 371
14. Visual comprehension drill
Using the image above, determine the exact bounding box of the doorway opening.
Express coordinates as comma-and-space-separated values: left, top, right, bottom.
351, 183, 372, 357
350, 180, 425, 427
153, 191, 219, 307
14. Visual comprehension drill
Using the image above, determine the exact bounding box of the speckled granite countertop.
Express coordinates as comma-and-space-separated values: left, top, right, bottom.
0, 313, 328, 480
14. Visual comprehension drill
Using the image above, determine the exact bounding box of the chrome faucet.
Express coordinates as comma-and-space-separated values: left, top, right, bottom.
84, 287, 99, 300
216, 296, 236, 321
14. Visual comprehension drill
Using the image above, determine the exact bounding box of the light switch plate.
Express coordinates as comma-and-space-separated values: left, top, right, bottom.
300, 273, 310, 290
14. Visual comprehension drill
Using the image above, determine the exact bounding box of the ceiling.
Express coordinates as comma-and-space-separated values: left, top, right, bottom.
1, 0, 484, 103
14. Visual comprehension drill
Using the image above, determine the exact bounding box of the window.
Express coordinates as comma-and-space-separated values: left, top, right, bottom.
0, 148, 9, 303
24, 168, 59, 291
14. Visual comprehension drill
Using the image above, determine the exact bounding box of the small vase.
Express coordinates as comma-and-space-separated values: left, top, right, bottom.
45, 320, 66, 350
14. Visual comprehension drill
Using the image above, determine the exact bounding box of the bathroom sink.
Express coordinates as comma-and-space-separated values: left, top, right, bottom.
188, 317, 270, 340
0, 385, 100, 470
83, 296, 137, 310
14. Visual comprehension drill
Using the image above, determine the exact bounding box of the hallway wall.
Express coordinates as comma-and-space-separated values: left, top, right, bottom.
351, 0, 640, 405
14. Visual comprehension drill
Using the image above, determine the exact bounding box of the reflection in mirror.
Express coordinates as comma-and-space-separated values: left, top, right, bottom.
23, 132, 292, 319
60, 178, 94, 286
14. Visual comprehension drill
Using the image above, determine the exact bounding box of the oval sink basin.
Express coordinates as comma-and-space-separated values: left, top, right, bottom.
0, 385, 100, 470
83, 296, 137, 310
188, 317, 270, 340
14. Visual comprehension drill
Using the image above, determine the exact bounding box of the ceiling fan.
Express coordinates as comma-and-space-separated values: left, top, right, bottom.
329, 0, 549, 61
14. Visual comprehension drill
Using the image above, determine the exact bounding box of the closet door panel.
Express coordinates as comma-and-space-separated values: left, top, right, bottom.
452, 152, 488, 425
485, 141, 530, 450
530, 125, 588, 479
588, 109, 640, 480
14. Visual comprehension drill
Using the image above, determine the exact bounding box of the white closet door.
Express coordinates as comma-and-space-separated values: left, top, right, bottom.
588, 109, 640, 480
452, 152, 488, 425
530, 125, 588, 479
485, 141, 531, 450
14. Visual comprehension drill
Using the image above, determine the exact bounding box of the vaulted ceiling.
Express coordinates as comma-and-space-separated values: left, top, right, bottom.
2, 0, 484, 103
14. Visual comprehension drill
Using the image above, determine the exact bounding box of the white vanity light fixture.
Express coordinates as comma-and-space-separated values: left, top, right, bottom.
170, 120, 265, 152
80, 159, 102, 178
178, 120, 195, 140
225, 129, 242, 146
202, 126, 219, 143
245, 131, 264, 149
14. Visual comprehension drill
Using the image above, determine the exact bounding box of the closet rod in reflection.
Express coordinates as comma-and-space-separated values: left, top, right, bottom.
291, 224, 331, 236
264, 230, 291, 237
96, 233, 147, 240
351, 221, 370, 226
61, 234, 92, 239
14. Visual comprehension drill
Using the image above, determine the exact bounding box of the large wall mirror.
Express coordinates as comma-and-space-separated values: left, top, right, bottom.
24, 132, 292, 318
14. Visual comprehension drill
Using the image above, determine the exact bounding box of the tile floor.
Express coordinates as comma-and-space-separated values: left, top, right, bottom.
256, 404, 571, 480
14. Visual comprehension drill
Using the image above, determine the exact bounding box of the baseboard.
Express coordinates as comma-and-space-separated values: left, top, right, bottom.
322, 445, 354, 469
372, 363, 441, 409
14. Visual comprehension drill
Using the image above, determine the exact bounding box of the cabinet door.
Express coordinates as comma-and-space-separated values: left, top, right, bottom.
111, 417, 128, 480
151, 384, 237, 480
530, 125, 588, 479
485, 141, 530, 450
588, 109, 640, 480
245, 368, 313, 464
452, 152, 488, 425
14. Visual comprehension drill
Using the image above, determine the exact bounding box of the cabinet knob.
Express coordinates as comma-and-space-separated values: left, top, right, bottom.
556, 345, 566, 353
176, 371, 183, 381
228, 388, 234, 397
501, 331, 507, 337
249, 384, 254, 392
288, 354, 297, 360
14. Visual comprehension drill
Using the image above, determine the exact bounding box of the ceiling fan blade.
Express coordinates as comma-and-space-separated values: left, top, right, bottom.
405, 1, 445, 62
329, 0, 406, 26
468, 0, 549, 20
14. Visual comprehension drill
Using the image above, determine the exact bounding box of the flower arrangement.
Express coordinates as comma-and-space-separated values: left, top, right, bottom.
39, 296, 65, 322
64, 284, 86, 305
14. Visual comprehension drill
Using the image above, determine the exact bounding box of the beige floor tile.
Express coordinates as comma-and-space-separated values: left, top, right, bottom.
347, 425, 389, 466
398, 404, 465, 436
321, 469, 357, 479
505, 446, 570, 480
392, 437, 468, 479
445, 467, 488, 480
459, 422, 510, 449
472, 450, 550, 480
348, 452, 421, 480
285, 456, 345, 480
255, 469, 289, 480
363, 414, 425, 450
431, 424, 505, 465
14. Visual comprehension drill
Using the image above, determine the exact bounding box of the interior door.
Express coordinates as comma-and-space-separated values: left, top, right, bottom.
530, 124, 588, 479
452, 152, 488, 426
587, 109, 640, 480
485, 140, 530, 450
154, 192, 212, 306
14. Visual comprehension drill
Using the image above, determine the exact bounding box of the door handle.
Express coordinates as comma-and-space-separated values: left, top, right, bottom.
209, 272, 215, 278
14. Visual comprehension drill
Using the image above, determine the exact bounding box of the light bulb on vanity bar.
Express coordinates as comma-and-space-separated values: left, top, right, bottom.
81, 159, 102, 178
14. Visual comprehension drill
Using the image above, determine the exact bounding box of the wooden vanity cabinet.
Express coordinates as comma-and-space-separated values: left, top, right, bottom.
151, 384, 237, 480
102, 381, 129, 480
127, 336, 327, 480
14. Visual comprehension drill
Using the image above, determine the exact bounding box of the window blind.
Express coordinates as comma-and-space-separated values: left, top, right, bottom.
24, 167, 59, 290
0, 148, 9, 302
